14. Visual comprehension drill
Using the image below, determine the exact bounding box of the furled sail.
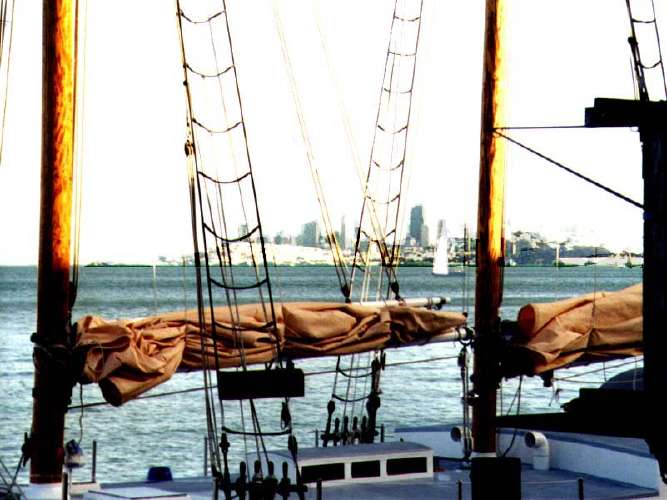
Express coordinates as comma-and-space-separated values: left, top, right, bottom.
504, 283, 642, 375
75, 304, 466, 406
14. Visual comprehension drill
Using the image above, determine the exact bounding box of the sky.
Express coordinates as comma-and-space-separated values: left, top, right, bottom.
0, 0, 660, 265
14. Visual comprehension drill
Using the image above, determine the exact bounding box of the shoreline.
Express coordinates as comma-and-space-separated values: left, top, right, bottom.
0, 263, 644, 269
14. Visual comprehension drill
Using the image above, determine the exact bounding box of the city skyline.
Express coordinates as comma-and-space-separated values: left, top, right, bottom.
147, 226, 641, 268
265, 204, 628, 254
0, 1, 650, 265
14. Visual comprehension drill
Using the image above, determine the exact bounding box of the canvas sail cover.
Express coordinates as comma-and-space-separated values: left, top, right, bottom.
509, 283, 642, 375
75, 302, 467, 406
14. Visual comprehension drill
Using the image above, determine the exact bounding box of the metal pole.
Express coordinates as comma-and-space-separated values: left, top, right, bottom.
359, 296, 449, 308
204, 437, 208, 476
91, 441, 97, 483
212, 476, 219, 500
31, 0, 75, 485
61, 472, 69, 500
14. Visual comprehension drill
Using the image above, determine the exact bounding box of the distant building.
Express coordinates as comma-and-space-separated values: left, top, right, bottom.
420, 224, 430, 248
299, 221, 320, 247
274, 231, 287, 245
340, 216, 347, 250
409, 205, 425, 246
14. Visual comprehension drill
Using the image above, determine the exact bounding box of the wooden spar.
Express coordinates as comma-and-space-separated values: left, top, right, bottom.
472, 0, 506, 455
30, 0, 75, 484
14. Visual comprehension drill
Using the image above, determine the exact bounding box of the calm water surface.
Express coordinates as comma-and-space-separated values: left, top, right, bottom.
0, 265, 642, 482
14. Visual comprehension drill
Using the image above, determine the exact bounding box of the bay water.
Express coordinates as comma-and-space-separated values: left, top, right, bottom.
0, 265, 642, 483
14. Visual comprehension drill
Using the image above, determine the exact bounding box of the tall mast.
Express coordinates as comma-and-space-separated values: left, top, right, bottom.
472, 0, 506, 456
30, 0, 75, 485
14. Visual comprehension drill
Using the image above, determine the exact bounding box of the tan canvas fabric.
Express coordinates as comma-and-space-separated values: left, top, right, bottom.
75, 302, 467, 405
514, 283, 642, 374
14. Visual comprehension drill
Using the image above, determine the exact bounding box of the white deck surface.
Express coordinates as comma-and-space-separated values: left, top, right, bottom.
87, 459, 658, 500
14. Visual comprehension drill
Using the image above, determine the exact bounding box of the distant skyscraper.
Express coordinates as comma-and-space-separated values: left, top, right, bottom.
420, 224, 430, 248
300, 221, 320, 247
340, 216, 347, 250
409, 205, 424, 246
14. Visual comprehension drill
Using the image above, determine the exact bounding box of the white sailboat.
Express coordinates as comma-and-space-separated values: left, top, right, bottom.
431, 232, 449, 276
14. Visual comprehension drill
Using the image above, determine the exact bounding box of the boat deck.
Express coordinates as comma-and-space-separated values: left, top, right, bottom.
395, 425, 654, 458
77, 427, 664, 499
87, 459, 658, 500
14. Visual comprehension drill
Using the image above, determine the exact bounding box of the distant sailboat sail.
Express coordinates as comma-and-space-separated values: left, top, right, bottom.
432, 231, 449, 276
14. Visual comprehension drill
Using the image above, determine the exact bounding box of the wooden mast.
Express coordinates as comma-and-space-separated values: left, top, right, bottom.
472, 0, 506, 456
30, 0, 75, 485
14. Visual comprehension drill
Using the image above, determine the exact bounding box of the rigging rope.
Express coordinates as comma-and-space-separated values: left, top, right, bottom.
313, 18, 411, 428
312, 0, 404, 291
495, 124, 586, 130
177, 2, 304, 492
349, 0, 424, 303
625, 0, 667, 101
500, 376, 523, 457
553, 357, 643, 381
0, 455, 25, 499
272, 0, 350, 301
315, 0, 427, 446
68, 354, 460, 411
495, 130, 644, 209
458, 345, 472, 460
70, 0, 88, 308
0, 0, 14, 166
